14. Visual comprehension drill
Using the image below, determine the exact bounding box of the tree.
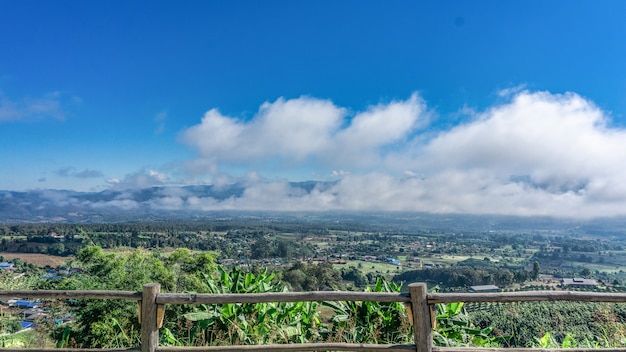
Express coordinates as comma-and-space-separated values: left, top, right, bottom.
282, 262, 343, 291
580, 267, 591, 277
341, 266, 368, 288
250, 236, 272, 259
532, 260, 540, 280
55, 246, 216, 348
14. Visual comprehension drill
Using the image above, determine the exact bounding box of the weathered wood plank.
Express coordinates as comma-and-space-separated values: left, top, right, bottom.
0, 349, 139, 352
0, 290, 141, 300
8, 284, 626, 352
409, 283, 431, 352
141, 284, 160, 352
434, 348, 626, 352
157, 343, 416, 352
428, 291, 626, 304
156, 291, 411, 305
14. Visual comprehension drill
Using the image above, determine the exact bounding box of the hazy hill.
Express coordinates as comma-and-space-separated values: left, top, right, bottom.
2, 183, 626, 237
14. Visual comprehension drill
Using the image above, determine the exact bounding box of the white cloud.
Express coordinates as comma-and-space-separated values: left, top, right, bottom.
179, 94, 427, 173
423, 91, 626, 194
497, 84, 527, 97
331, 170, 350, 177
331, 94, 427, 167
180, 97, 345, 165
94, 89, 626, 218
148, 170, 169, 183
107, 170, 172, 190
90, 199, 140, 211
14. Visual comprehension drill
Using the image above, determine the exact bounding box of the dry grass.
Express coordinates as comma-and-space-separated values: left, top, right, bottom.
0, 252, 71, 267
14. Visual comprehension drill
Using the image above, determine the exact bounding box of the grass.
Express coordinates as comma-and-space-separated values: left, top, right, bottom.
0, 252, 70, 267
0, 329, 53, 348
342, 260, 406, 277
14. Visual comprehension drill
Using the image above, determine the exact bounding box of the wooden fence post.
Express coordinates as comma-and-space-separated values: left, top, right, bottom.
141, 283, 161, 352
409, 283, 432, 352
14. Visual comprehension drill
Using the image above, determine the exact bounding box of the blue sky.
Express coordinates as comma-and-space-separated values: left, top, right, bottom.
2, 1, 626, 217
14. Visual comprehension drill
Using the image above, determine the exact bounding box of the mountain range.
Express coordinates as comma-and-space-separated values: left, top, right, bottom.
0, 182, 323, 223
3, 183, 626, 239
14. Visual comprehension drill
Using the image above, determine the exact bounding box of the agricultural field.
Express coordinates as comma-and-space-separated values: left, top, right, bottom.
0, 252, 69, 267
343, 259, 406, 276
3, 220, 626, 289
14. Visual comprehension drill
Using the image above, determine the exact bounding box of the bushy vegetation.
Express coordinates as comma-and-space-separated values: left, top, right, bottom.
433, 301, 506, 347
4, 245, 501, 348
181, 266, 320, 346
46, 246, 206, 347
7, 246, 408, 348
322, 278, 412, 344
394, 266, 532, 288
470, 301, 626, 347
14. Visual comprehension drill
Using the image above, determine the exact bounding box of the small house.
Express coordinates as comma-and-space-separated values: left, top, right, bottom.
468, 285, 500, 293
12, 301, 42, 309
0, 262, 15, 270
561, 278, 598, 287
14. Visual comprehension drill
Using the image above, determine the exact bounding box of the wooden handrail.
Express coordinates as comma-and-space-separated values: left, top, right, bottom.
427, 291, 626, 304
157, 343, 416, 351
156, 291, 410, 304
0, 290, 141, 300
3, 284, 626, 352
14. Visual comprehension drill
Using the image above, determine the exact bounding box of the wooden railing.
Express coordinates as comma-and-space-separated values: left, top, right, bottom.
3, 283, 626, 352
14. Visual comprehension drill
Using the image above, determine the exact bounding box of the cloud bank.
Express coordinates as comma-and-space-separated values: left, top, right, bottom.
101, 90, 626, 219
180, 93, 427, 172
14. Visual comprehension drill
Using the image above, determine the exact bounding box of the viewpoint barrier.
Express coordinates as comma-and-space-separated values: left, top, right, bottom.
3, 283, 626, 352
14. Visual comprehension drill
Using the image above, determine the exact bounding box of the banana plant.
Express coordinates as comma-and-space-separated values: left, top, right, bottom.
183, 266, 319, 346
322, 277, 412, 344
534, 332, 606, 349
433, 301, 506, 347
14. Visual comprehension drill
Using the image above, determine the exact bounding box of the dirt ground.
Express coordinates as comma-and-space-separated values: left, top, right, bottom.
0, 252, 71, 267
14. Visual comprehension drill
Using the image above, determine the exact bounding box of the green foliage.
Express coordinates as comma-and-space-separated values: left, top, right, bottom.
341, 266, 369, 288
470, 301, 626, 347
56, 326, 71, 348
0, 329, 48, 348
53, 246, 217, 348
394, 266, 530, 288
532, 260, 540, 279
322, 277, 412, 344
0, 316, 23, 335
183, 266, 319, 345
433, 301, 505, 347
533, 332, 607, 348
9, 221, 626, 349
282, 262, 343, 291
0, 272, 43, 290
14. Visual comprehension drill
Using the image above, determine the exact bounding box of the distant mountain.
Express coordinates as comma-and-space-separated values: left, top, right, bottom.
2, 182, 626, 237
0, 182, 328, 223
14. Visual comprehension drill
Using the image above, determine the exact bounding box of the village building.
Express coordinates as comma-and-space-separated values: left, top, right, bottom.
561, 278, 598, 287
0, 262, 15, 270
468, 284, 500, 292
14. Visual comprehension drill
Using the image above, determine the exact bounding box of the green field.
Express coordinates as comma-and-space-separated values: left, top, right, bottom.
0, 329, 53, 348
342, 259, 406, 277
